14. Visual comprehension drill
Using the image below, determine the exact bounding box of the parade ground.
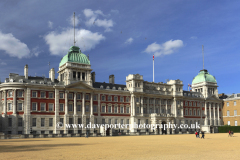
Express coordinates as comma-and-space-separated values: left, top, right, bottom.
0, 133, 239, 160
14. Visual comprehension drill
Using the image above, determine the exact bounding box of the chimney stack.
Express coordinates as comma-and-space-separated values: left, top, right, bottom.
24, 64, 28, 79
91, 72, 96, 83
49, 68, 55, 82
109, 74, 115, 84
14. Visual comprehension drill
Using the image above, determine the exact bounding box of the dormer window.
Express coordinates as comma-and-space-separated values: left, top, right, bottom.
112, 86, 116, 90
47, 82, 51, 85
40, 81, 44, 84
118, 87, 121, 90
100, 85, 104, 89
10, 79, 14, 82
31, 80, 36, 84
19, 79, 23, 83
106, 86, 110, 89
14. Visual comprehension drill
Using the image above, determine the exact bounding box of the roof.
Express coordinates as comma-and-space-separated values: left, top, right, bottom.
183, 90, 203, 98
59, 46, 90, 67
93, 82, 127, 91
192, 69, 217, 84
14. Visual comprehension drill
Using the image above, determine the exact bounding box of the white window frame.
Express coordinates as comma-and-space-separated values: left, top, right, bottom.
227, 110, 230, 117
234, 101, 236, 106
101, 95, 105, 101
40, 103, 46, 111
120, 97, 124, 102
8, 91, 13, 97
48, 103, 54, 111
108, 96, 112, 101
59, 103, 64, 111
93, 105, 97, 112
77, 104, 81, 111
114, 106, 118, 113
59, 92, 64, 99
77, 93, 81, 100
234, 110, 237, 116
68, 104, 73, 112
228, 121, 230, 125
32, 102, 37, 111
8, 103, 12, 111
18, 90, 23, 97
68, 93, 73, 99
227, 102, 229, 107
17, 103, 23, 111
126, 107, 129, 113
93, 95, 97, 101
32, 91, 37, 98
40, 92, 46, 98
185, 109, 188, 115
235, 121, 237, 126
114, 96, 118, 102
86, 105, 89, 112
121, 107, 124, 113
102, 106, 106, 113
108, 106, 112, 113
49, 92, 54, 99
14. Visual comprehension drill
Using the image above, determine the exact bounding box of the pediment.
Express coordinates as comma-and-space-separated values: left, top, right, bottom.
206, 95, 220, 101
66, 81, 94, 90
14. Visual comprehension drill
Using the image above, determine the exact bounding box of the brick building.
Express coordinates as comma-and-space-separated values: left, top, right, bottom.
0, 45, 223, 135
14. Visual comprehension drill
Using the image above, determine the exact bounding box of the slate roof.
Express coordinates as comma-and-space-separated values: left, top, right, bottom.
93, 82, 127, 91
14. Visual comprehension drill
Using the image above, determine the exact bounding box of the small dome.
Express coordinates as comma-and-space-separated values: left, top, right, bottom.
59, 46, 90, 66
192, 69, 216, 84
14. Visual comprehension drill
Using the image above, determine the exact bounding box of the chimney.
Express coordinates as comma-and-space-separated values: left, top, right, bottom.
109, 74, 115, 84
24, 64, 28, 79
91, 72, 96, 83
49, 68, 55, 82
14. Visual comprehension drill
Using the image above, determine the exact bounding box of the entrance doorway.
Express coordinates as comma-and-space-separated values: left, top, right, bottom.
157, 126, 160, 134
162, 121, 167, 134
106, 128, 110, 136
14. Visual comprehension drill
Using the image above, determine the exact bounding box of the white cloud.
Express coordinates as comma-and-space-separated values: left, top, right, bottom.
44, 28, 105, 56
125, 37, 133, 44
0, 31, 30, 58
83, 9, 114, 32
0, 62, 6, 65
48, 21, 53, 29
110, 9, 119, 14
31, 46, 42, 56
190, 36, 197, 40
144, 39, 184, 57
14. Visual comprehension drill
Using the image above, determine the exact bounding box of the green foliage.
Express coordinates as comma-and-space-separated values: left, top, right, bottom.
218, 126, 240, 133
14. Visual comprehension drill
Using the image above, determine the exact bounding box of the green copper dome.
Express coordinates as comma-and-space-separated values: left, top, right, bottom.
59, 46, 90, 66
192, 69, 216, 84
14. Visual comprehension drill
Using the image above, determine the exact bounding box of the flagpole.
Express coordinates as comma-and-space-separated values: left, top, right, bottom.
153, 54, 154, 82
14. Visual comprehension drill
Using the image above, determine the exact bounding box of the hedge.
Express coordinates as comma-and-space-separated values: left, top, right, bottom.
218, 126, 240, 133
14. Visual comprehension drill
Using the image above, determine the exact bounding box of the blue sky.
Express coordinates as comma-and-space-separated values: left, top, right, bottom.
0, 0, 240, 94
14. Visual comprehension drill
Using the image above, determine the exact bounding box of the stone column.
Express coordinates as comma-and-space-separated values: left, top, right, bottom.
159, 99, 162, 114
140, 96, 143, 116
82, 92, 86, 134
73, 92, 78, 134
131, 94, 135, 116
90, 93, 94, 134
54, 89, 60, 134
159, 120, 162, 135
98, 93, 100, 116
167, 119, 170, 134
147, 97, 149, 114
204, 102, 208, 125
24, 88, 31, 134
64, 91, 69, 134
12, 89, 17, 134
153, 98, 156, 113
173, 98, 177, 117
80, 72, 82, 81
13, 89, 17, 114
209, 103, 212, 125
165, 99, 168, 114
213, 104, 216, 126
172, 119, 175, 134
1, 91, 6, 133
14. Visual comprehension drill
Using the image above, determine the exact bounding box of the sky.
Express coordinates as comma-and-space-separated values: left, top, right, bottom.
0, 0, 240, 94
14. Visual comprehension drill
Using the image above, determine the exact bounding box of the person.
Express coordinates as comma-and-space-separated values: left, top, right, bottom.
201, 131, 205, 139
231, 131, 234, 137
228, 130, 231, 137
197, 131, 200, 138
195, 131, 198, 138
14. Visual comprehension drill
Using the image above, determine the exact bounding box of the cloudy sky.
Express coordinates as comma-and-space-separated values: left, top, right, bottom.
0, 0, 239, 94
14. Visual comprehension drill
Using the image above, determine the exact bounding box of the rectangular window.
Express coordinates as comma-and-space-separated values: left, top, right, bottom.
120, 97, 124, 102
59, 104, 64, 111
227, 110, 230, 116
77, 93, 81, 99
228, 121, 230, 125
114, 96, 118, 102
126, 107, 129, 113
168, 109, 171, 114
185, 109, 188, 115
185, 101, 188, 106
126, 97, 129, 102
32, 118, 36, 127
49, 92, 54, 98
86, 105, 89, 112
189, 110, 192, 115
102, 106, 105, 113
40, 92, 45, 98
69, 118, 73, 124
121, 107, 124, 113
8, 103, 12, 111
136, 107, 139, 113
108, 106, 111, 113
18, 103, 23, 111
32, 103, 37, 111
115, 119, 117, 124
68, 104, 73, 111
8, 91, 13, 97
227, 102, 229, 106
18, 118, 22, 127
8, 118, 12, 127
146, 119, 148, 124
108, 119, 111, 124
68, 93, 73, 99
101, 95, 105, 101
73, 71, 76, 79
40, 103, 45, 111
49, 104, 54, 111
114, 106, 118, 113
93, 106, 97, 112
49, 118, 53, 127
77, 105, 81, 111
102, 119, 105, 124
108, 96, 112, 101
93, 95, 97, 101
59, 92, 64, 99
18, 91, 23, 97
235, 121, 237, 126
234, 110, 237, 116
136, 98, 139, 102
198, 110, 200, 116
60, 118, 64, 123
78, 118, 81, 124
234, 101, 237, 106
121, 119, 124, 124
193, 110, 196, 116
41, 118, 45, 127
85, 94, 89, 100
127, 119, 129, 124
